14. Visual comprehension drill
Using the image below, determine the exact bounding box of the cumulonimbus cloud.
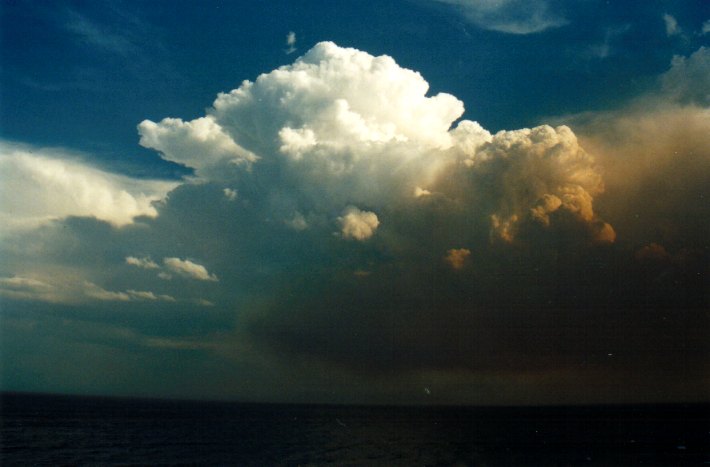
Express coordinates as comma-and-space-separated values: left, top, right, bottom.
127, 42, 631, 378
3, 41, 707, 403
139, 41, 611, 247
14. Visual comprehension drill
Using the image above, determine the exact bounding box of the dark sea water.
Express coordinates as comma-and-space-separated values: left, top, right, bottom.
1, 392, 708, 466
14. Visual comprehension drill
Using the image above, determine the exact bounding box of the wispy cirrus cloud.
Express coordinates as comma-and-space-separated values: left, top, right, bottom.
431, 0, 567, 34
65, 9, 135, 56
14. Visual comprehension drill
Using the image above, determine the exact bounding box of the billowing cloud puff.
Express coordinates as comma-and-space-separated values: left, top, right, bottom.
338, 206, 380, 241
138, 116, 259, 179
211, 41, 463, 151
0, 142, 176, 233
458, 124, 614, 243
137, 42, 609, 247
139, 43, 465, 217
163, 258, 218, 281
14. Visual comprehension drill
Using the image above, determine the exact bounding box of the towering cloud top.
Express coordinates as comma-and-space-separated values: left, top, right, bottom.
138, 42, 611, 246
212, 41, 464, 152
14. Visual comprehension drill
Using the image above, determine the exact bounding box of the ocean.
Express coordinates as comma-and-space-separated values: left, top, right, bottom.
1, 392, 708, 465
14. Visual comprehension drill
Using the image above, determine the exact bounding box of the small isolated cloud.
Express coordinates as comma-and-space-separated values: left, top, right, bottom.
285, 211, 308, 231
702, 20, 710, 35
285, 31, 297, 54
193, 298, 215, 307
338, 206, 379, 241
125, 256, 159, 269
163, 257, 218, 281
223, 188, 238, 201
432, 0, 567, 34
663, 13, 680, 37
444, 248, 470, 270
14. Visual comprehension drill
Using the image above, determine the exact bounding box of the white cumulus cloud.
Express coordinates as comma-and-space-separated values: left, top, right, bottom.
138, 116, 259, 180
134, 42, 614, 248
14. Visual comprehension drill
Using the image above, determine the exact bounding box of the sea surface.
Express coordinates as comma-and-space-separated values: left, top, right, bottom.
1, 392, 708, 466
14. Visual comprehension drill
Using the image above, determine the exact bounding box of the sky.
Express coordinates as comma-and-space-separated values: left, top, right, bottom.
1, 0, 708, 406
